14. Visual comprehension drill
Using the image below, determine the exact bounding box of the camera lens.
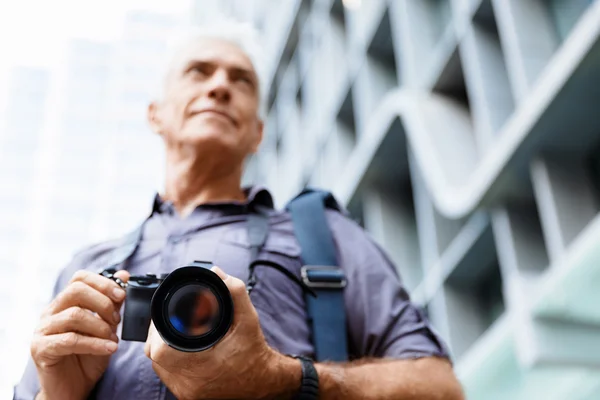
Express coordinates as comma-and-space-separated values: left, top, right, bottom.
151, 265, 233, 352
166, 283, 220, 337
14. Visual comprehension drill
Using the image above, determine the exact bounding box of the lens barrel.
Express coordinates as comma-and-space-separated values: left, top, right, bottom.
150, 263, 233, 352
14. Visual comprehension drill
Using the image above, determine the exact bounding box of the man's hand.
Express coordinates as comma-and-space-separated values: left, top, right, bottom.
31, 269, 130, 400
144, 267, 300, 400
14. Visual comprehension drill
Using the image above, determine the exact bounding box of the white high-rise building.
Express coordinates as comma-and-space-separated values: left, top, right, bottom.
0, 66, 50, 386
87, 10, 178, 240
1, 10, 184, 395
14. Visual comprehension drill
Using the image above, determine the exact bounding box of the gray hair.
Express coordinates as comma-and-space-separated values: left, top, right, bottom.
157, 19, 267, 118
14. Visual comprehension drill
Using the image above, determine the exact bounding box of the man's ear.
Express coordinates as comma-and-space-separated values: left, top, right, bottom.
250, 119, 264, 154
147, 102, 163, 136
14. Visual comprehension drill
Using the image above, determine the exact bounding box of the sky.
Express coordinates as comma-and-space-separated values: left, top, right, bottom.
0, 0, 193, 70
0, 0, 194, 124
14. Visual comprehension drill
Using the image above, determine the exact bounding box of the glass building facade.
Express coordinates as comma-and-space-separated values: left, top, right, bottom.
238, 0, 600, 398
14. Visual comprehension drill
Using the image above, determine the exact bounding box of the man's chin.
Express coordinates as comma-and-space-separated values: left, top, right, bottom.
181, 129, 232, 146
175, 131, 239, 156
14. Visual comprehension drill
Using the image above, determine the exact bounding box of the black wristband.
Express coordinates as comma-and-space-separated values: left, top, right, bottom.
292, 355, 319, 400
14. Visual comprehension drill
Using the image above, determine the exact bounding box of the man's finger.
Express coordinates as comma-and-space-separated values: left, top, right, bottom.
113, 270, 130, 285
145, 322, 177, 366
109, 270, 130, 331
37, 307, 117, 341
143, 321, 156, 359
33, 332, 117, 361
143, 322, 183, 372
49, 282, 120, 326
150, 360, 175, 388
69, 269, 127, 303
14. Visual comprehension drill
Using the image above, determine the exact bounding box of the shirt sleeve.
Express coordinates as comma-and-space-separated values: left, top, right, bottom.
13, 259, 83, 400
327, 211, 451, 361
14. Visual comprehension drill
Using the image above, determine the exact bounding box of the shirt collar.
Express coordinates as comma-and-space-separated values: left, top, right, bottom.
151, 185, 274, 215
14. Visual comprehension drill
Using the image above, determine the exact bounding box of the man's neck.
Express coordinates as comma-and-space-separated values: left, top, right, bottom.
162, 148, 246, 218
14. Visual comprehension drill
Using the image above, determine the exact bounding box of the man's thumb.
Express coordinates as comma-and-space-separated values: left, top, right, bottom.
211, 266, 253, 314
211, 266, 229, 282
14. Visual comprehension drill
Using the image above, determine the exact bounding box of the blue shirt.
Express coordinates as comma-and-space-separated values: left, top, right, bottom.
14, 187, 450, 400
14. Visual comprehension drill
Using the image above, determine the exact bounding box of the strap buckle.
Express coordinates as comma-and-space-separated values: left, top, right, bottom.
301, 266, 347, 289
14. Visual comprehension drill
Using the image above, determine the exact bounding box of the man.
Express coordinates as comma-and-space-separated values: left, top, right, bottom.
15, 21, 464, 400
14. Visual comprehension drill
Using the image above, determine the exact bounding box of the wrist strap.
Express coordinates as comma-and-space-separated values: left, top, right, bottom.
292, 356, 319, 400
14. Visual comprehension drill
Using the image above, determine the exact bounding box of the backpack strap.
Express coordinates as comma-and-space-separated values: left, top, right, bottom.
287, 189, 349, 362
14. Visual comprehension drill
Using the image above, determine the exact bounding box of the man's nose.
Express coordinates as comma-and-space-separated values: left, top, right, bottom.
207, 70, 231, 103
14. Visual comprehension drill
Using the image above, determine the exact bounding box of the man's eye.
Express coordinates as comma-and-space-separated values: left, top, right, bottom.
236, 76, 253, 86
191, 66, 207, 75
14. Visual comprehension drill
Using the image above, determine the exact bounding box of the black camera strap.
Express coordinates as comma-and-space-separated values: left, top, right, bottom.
245, 204, 270, 293
245, 205, 316, 297
94, 222, 145, 274
99, 203, 271, 276
247, 204, 270, 264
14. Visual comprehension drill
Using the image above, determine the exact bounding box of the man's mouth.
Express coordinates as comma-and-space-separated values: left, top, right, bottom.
189, 109, 237, 127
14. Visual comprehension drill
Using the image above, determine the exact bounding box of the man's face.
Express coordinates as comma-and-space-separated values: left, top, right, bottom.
148, 38, 263, 163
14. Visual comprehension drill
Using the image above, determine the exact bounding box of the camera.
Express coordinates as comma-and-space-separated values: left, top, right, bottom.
101, 261, 233, 352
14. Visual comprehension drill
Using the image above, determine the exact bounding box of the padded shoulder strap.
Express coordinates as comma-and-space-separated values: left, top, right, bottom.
287, 189, 348, 362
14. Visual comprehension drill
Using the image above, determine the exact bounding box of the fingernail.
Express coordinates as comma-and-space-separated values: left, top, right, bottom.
110, 333, 119, 342
112, 288, 125, 301
105, 341, 117, 352
113, 311, 121, 324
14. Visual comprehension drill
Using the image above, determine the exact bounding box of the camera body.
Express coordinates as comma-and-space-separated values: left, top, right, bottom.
122, 273, 165, 342
102, 261, 233, 352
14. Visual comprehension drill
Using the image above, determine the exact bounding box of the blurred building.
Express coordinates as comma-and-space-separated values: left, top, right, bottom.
2, 10, 180, 394
95, 11, 176, 239
0, 66, 50, 385
239, 0, 600, 399
192, 0, 270, 26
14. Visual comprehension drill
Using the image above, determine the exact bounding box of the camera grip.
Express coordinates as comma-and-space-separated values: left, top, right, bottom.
122, 283, 159, 342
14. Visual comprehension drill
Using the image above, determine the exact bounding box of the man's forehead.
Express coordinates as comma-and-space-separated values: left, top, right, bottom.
171, 38, 256, 73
